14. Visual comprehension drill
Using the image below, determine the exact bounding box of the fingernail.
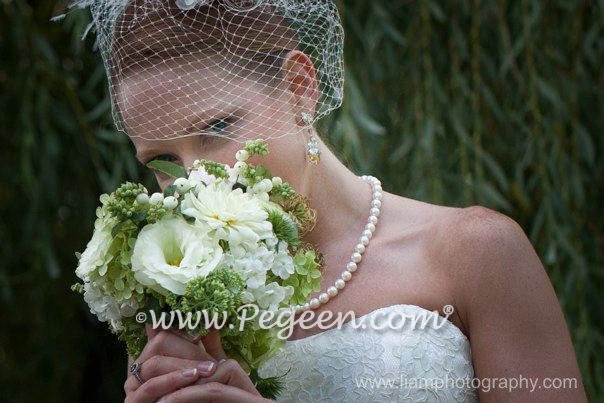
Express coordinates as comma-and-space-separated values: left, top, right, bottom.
182, 368, 198, 378
196, 361, 215, 374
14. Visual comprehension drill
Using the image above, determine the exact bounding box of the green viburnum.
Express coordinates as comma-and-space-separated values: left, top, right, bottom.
270, 183, 295, 200
116, 318, 147, 358
166, 268, 245, 336
241, 164, 272, 187
200, 160, 228, 179
107, 182, 148, 222
244, 139, 269, 157
284, 250, 322, 305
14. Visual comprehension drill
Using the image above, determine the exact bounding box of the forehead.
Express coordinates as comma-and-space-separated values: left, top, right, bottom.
116, 53, 284, 140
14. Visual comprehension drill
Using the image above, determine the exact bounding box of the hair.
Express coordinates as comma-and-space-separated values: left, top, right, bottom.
110, 1, 301, 90
83, 0, 344, 140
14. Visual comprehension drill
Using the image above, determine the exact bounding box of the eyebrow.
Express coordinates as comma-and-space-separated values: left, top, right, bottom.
135, 103, 244, 164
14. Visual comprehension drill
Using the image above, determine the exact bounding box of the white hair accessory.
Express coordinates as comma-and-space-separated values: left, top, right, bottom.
64, 0, 344, 142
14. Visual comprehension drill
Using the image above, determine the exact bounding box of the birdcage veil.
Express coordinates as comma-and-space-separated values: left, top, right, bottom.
67, 0, 344, 142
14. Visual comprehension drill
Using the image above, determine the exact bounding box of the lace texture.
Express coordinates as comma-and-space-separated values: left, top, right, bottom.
259, 304, 478, 402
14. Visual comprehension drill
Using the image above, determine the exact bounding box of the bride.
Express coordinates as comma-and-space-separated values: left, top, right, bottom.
70, 0, 585, 401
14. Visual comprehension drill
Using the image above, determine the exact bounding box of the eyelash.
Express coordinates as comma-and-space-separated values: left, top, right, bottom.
146, 117, 235, 165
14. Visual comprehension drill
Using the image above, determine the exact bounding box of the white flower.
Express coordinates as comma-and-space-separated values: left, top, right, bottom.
136, 193, 149, 205
174, 177, 192, 193
83, 281, 141, 331
181, 182, 273, 246
271, 241, 295, 280
75, 213, 115, 281
236, 149, 249, 161
163, 196, 178, 210
253, 282, 294, 311
225, 244, 274, 290
131, 216, 223, 296
149, 192, 164, 205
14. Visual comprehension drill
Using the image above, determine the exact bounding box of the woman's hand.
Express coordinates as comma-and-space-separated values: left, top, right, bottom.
124, 324, 217, 402
125, 325, 270, 402
156, 380, 271, 403
157, 331, 269, 402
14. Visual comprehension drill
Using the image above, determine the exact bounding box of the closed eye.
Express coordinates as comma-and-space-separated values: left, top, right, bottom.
146, 153, 178, 165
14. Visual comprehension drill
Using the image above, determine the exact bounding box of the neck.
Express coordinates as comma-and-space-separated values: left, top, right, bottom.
295, 138, 373, 252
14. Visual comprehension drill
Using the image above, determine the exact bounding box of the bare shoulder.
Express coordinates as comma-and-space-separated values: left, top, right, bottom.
390, 198, 543, 323
426, 204, 532, 277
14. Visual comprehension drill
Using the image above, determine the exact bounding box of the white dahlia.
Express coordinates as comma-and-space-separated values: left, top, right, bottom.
131, 216, 223, 296
181, 181, 273, 246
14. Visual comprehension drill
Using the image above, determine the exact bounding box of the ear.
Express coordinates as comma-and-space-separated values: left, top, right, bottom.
282, 50, 319, 119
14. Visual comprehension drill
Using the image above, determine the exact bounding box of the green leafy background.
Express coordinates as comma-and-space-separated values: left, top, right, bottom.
0, 0, 602, 401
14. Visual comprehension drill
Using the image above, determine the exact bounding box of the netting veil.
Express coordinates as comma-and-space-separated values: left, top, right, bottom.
68, 0, 344, 142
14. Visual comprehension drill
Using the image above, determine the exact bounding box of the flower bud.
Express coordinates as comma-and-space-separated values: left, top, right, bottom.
149, 193, 164, 205
235, 149, 249, 161
135, 193, 150, 205
163, 196, 178, 210
174, 177, 191, 193
260, 178, 273, 192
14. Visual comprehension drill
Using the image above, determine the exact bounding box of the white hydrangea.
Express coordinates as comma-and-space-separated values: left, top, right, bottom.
83, 281, 141, 331
224, 244, 274, 291
270, 241, 294, 280
252, 282, 294, 311
75, 204, 116, 281
131, 216, 223, 296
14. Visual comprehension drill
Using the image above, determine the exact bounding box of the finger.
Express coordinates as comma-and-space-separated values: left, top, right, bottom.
145, 323, 159, 340
156, 382, 264, 403
166, 327, 202, 344
201, 329, 227, 360
128, 368, 201, 403
137, 330, 212, 364
193, 359, 259, 396
124, 357, 217, 393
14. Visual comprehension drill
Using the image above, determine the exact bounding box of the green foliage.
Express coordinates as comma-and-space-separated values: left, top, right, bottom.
146, 160, 188, 179
1, 0, 602, 401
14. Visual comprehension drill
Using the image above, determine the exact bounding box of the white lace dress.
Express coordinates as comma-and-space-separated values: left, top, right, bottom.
258, 304, 478, 402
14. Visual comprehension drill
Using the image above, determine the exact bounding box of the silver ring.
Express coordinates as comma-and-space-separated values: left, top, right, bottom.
130, 362, 144, 385
217, 359, 227, 365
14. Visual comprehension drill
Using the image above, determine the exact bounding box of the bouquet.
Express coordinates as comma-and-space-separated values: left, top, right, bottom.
72, 140, 323, 398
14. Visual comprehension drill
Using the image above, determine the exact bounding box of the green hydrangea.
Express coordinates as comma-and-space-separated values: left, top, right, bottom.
284, 250, 322, 305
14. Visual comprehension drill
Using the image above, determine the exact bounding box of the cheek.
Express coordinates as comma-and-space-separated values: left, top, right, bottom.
155, 174, 175, 192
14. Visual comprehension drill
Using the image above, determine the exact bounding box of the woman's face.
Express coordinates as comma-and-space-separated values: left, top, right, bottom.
120, 53, 307, 190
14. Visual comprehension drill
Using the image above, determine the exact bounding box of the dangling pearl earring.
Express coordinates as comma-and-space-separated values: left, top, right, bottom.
301, 112, 320, 164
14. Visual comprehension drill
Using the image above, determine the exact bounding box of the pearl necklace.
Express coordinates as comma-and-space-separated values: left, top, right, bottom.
292, 175, 382, 313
